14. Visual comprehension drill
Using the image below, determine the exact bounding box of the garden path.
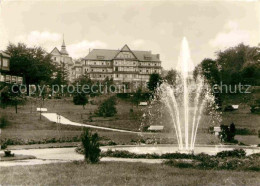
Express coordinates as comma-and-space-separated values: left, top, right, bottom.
41, 113, 140, 134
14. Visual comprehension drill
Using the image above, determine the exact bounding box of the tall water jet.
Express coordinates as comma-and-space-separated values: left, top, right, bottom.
157, 37, 217, 152
179, 37, 191, 150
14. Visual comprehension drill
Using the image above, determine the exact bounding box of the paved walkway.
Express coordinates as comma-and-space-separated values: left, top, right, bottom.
0, 147, 163, 167
2, 145, 259, 167
41, 113, 140, 134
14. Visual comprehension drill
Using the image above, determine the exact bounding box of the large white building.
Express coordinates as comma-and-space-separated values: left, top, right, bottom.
80, 44, 162, 89
50, 42, 162, 91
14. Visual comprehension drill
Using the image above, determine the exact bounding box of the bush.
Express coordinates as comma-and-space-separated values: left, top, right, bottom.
0, 115, 9, 128
220, 158, 245, 170
81, 129, 101, 163
1, 142, 7, 150
194, 153, 212, 161
96, 96, 117, 117
198, 158, 219, 169
73, 93, 88, 109
161, 153, 195, 159
216, 149, 246, 159
98, 149, 260, 171
165, 159, 194, 168
101, 150, 197, 160
0, 136, 81, 146
219, 123, 236, 142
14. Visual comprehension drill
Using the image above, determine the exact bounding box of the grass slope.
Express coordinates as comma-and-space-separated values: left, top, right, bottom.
1, 93, 259, 146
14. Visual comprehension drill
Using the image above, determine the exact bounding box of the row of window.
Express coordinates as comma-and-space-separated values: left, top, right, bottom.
114, 74, 149, 79
73, 67, 161, 74
139, 69, 160, 73
116, 52, 135, 59
83, 60, 160, 67
114, 66, 138, 72
114, 60, 138, 66
91, 74, 113, 79
88, 68, 113, 73
114, 66, 160, 74
140, 62, 160, 66
88, 73, 151, 80
0, 74, 23, 84
84, 61, 111, 66
89, 73, 158, 79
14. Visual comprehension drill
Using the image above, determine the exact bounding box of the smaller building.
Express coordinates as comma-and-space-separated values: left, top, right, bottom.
71, 60, 83, 81
50, 38, 74, 82
0, 51, 23, 84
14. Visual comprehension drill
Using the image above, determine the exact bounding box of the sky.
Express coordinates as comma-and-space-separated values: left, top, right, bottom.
0, 0, 259, 70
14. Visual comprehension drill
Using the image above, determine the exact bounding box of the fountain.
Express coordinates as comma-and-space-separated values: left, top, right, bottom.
103, 37, 260, 156
157, 37, 216, 153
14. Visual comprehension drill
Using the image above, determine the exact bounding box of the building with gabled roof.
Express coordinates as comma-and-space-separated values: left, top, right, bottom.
50, 37, 74, 82
0, 51, 23, 84
81, 44, 162, 91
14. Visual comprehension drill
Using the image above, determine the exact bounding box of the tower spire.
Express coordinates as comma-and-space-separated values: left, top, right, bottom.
60, 34, 68, 55
62, 34, 65, 47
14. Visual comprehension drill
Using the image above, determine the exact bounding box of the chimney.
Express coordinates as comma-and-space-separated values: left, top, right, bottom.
156, 54, 160, 59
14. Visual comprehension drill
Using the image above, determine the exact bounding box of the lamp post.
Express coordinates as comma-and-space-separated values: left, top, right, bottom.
57, 113, 61, 140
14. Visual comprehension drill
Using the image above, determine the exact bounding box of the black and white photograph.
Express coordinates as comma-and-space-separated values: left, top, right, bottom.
0, 0, 260, 185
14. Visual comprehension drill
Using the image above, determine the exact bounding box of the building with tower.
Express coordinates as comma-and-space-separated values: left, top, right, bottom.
50, 41, 162, 92
50, 37, 74, 82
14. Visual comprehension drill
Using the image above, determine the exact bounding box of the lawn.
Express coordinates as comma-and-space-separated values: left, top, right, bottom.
0, 96, 143, 131
0, 162, 259, 185
1, 95, 259, 146
0, 97, 145, 144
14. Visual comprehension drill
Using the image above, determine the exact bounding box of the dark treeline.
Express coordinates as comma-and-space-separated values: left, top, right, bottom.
194, 43, 260, 86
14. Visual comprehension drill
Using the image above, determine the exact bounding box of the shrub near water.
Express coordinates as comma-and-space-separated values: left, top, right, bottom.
99, 149, 260, 171
216, 149, 246, 158
101, 150, 198, 159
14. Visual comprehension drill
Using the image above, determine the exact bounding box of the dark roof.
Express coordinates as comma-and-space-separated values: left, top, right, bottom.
85, 49, 119, 60
85, 45, 160, 62
0, 51, 11, 58
132, 50, 159, 61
